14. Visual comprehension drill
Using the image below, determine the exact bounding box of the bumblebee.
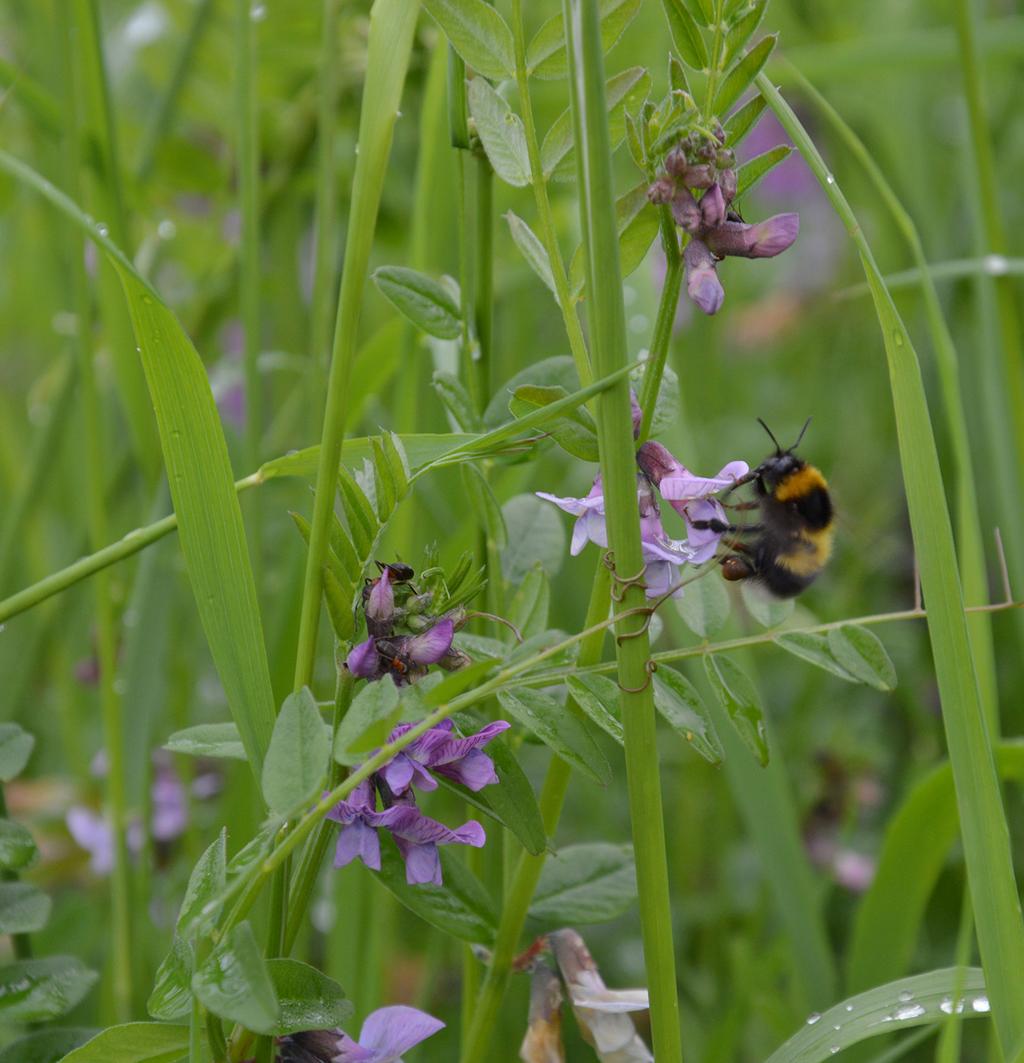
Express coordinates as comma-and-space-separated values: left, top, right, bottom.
696, 419, 834, 598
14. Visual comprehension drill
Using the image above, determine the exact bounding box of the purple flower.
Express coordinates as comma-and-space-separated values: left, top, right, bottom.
379, 718, 511, 795
335, 1006, 445, 1062
637, 441, 749, 563
683, 239, 725, 316
365, 569, 395, 637
536, 477, 608, 556
327, 779, 485, 886
151, 762, 188, 842
346, 638, 380, 679
704, 214, 800, 260
277, 1007, 444, 1063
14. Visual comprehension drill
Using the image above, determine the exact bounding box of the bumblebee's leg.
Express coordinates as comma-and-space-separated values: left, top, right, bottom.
719, 499, 760, 511
688, 517, 764, 535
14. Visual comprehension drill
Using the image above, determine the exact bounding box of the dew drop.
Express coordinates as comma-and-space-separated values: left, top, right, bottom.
96, 222, 110, 237
844, 1004, 854, 1013
972, 996, 990, 1013
983, 253, 1009, 276
897, 990, 913, 1003
825, 173, 835, 184
939, 997, 953, 1015
829, 1047, 840, 1056
157, 219, 177, 240
250, 3, 267, 19
895, 1003, 925, 1021
806, 1012, 822, 1026
395, 109, 403, 118
832, 1024, 841, 1032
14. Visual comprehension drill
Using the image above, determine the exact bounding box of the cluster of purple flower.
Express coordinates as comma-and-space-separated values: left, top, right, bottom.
649, 129, 799, 314
332, 563, 509, 886
538, 440, 749, 599
276, 1005, 444, 1063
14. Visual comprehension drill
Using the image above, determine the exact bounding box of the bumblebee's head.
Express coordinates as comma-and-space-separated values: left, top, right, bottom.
754, 417, 811, 489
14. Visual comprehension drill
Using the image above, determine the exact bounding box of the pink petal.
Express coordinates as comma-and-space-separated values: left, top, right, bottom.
405, 619, 454, 664
396, 840, 442, 885
435, 750, 498, 791
347, 638, 380, 678
357, 1006, 446, 1062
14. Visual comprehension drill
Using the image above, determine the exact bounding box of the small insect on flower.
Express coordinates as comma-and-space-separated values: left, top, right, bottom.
696, 418, 834, 598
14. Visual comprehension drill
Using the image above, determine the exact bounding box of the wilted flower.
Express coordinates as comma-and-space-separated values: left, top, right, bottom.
379, 718, 511, 795
550, 929, 652, 1063
520, 963, 566, 1063
327, 778, 485, 886
277, 1006, 444, 1063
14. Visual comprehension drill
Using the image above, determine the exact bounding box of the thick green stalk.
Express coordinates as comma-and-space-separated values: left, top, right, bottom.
63, 16, 133, 1019
309, 0, 343, 424
135, 0, 215, 181
509, 1, 591, 386
784, 62, 998, 734
460, 562, 611, 1063
757, 73, 1024, 1061
637, 210, 683, 444
563, 1, 683, 1058
292, 0, 418, 691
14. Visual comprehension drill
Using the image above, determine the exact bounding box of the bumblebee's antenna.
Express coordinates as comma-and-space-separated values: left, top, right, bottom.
792, 416, 812, 450
756, 417, 783, 454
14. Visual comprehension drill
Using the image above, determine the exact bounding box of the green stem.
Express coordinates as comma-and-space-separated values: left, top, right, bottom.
460, 562, 611, 1063
190, 994, 205, 1063
703, 0, 726, 119
0, 789, 31, 959
757, 71, 1024, 1062
509, 0, 591, 386
237, 0, 263, 547
563, 1, 682, 1057
637, 210, 683, 444
783, 60, 998, 736
474, 155, 494, 407
309, 0, 343, 427
63, 14, 133, 1021
291, 0, 418, 691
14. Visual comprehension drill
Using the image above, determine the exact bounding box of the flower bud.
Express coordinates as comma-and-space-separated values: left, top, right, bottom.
699, 183, 726, 229
646, 176, 676, 206
346, 637, 380, 679
718, 167, 738, 203
663, 147, 689, 178
669, 187, 702, 234
704, 212, 799, 259
366, 569, 395, 636
715, 148, 736, 168
635, 441, 678, 486
683, 239, 724, 315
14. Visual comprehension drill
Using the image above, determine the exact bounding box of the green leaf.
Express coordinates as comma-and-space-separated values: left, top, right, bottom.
421, 0, 515, 81
146, 937, 193, 1021
505, 211, 556, 296
714, 34, 776, 117
764, 968, 987, 1063
652, 667, 724, 764
675, 571, 731, 637
0, 153, 278, 778
0, 882, 51, 934
529, 843, 636, 925
176, 829, 227, 936
0, 1027, 93, 1063
372, 266, 462, 340
337, 465, 378, 558
474, 734, 547, 856
527, 0, 642, 80
0, 818, 38, 871
509, 384, 600, 461
164, 722, 246, 761
566, 674, 625, 745
570, 184, 658, 297
433, 370, 482, 433
774, 631, 859, 683
265, 958, 353, 1036
191, 921, 278, 1034
736, 144, 792, 200
467, 78, 530, 188
484, 356, 580, 429
507, 565, 551, 642
0, 723, 34, 782
501, 495, 567, 584
374, 838, 497, 943
703, 656, 768, 766
52, 1024, 189, 1063
262, 687, 330, 815
0, 957, 97, 1023
497, 689, 611, 786
541, 66, 651, 180
827, 625, 897, 691
740, 581, 795, 628
724, 92, 767, 146
334, 676, 401, 765
723, 0, 767, 65
660, 0, 709, 71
